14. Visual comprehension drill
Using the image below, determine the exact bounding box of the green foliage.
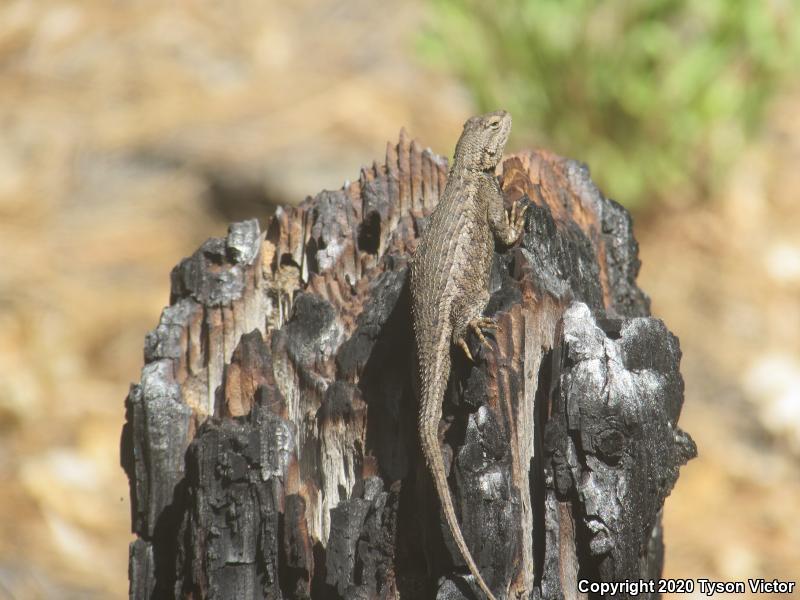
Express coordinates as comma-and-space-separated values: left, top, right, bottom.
419, 0, 800, 207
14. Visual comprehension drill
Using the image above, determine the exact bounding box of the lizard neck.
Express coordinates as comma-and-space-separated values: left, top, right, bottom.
450, 159, 496, 183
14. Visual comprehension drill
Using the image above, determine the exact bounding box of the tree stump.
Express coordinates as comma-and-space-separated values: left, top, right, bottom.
121, 131, 696, 600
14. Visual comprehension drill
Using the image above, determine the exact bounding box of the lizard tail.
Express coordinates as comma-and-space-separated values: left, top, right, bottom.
420, 410, 498, 600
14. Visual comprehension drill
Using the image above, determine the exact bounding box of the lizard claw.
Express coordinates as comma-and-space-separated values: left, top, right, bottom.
457, 338, 475, 362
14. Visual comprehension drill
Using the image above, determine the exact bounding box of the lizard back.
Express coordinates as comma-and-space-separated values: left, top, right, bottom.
409, 110, 515, 600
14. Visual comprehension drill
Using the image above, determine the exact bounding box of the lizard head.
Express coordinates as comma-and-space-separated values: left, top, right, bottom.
453, 110, 512, 172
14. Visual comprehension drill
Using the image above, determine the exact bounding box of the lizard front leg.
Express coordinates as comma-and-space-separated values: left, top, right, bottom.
488, 185, 527, 246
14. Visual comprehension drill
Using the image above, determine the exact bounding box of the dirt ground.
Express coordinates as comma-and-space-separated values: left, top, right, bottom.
0, 1, 798, 598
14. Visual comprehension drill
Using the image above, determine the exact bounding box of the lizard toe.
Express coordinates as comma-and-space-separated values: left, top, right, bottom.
457, 338, 475, 362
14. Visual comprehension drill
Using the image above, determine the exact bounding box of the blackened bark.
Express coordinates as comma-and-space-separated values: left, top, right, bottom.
121, 133, 695, 600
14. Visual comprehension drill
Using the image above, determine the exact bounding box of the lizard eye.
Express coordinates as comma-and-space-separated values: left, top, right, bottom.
488, 119, 501, 129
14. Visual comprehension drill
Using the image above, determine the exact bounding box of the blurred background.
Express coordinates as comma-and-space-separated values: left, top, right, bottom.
1, 0, 799, 597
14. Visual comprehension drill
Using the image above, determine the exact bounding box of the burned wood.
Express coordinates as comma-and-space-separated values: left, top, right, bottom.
121, 133, 695, 599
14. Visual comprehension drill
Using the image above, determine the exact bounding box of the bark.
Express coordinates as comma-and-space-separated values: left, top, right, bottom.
121, 130, 696, 600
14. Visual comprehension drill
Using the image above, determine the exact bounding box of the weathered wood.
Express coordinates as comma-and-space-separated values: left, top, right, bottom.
121, 136, 695, 599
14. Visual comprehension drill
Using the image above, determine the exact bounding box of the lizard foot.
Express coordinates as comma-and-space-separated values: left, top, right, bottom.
457, 316, 501, 362
469, 316, 500, 344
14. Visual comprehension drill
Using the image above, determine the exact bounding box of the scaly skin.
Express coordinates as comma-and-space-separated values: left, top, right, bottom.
410, 110, 526, 600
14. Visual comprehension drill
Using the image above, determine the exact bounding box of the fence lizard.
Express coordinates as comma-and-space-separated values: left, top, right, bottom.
410, 110, 526, 600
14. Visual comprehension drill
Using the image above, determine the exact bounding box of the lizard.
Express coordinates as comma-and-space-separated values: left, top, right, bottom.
409, 110, 527, 600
